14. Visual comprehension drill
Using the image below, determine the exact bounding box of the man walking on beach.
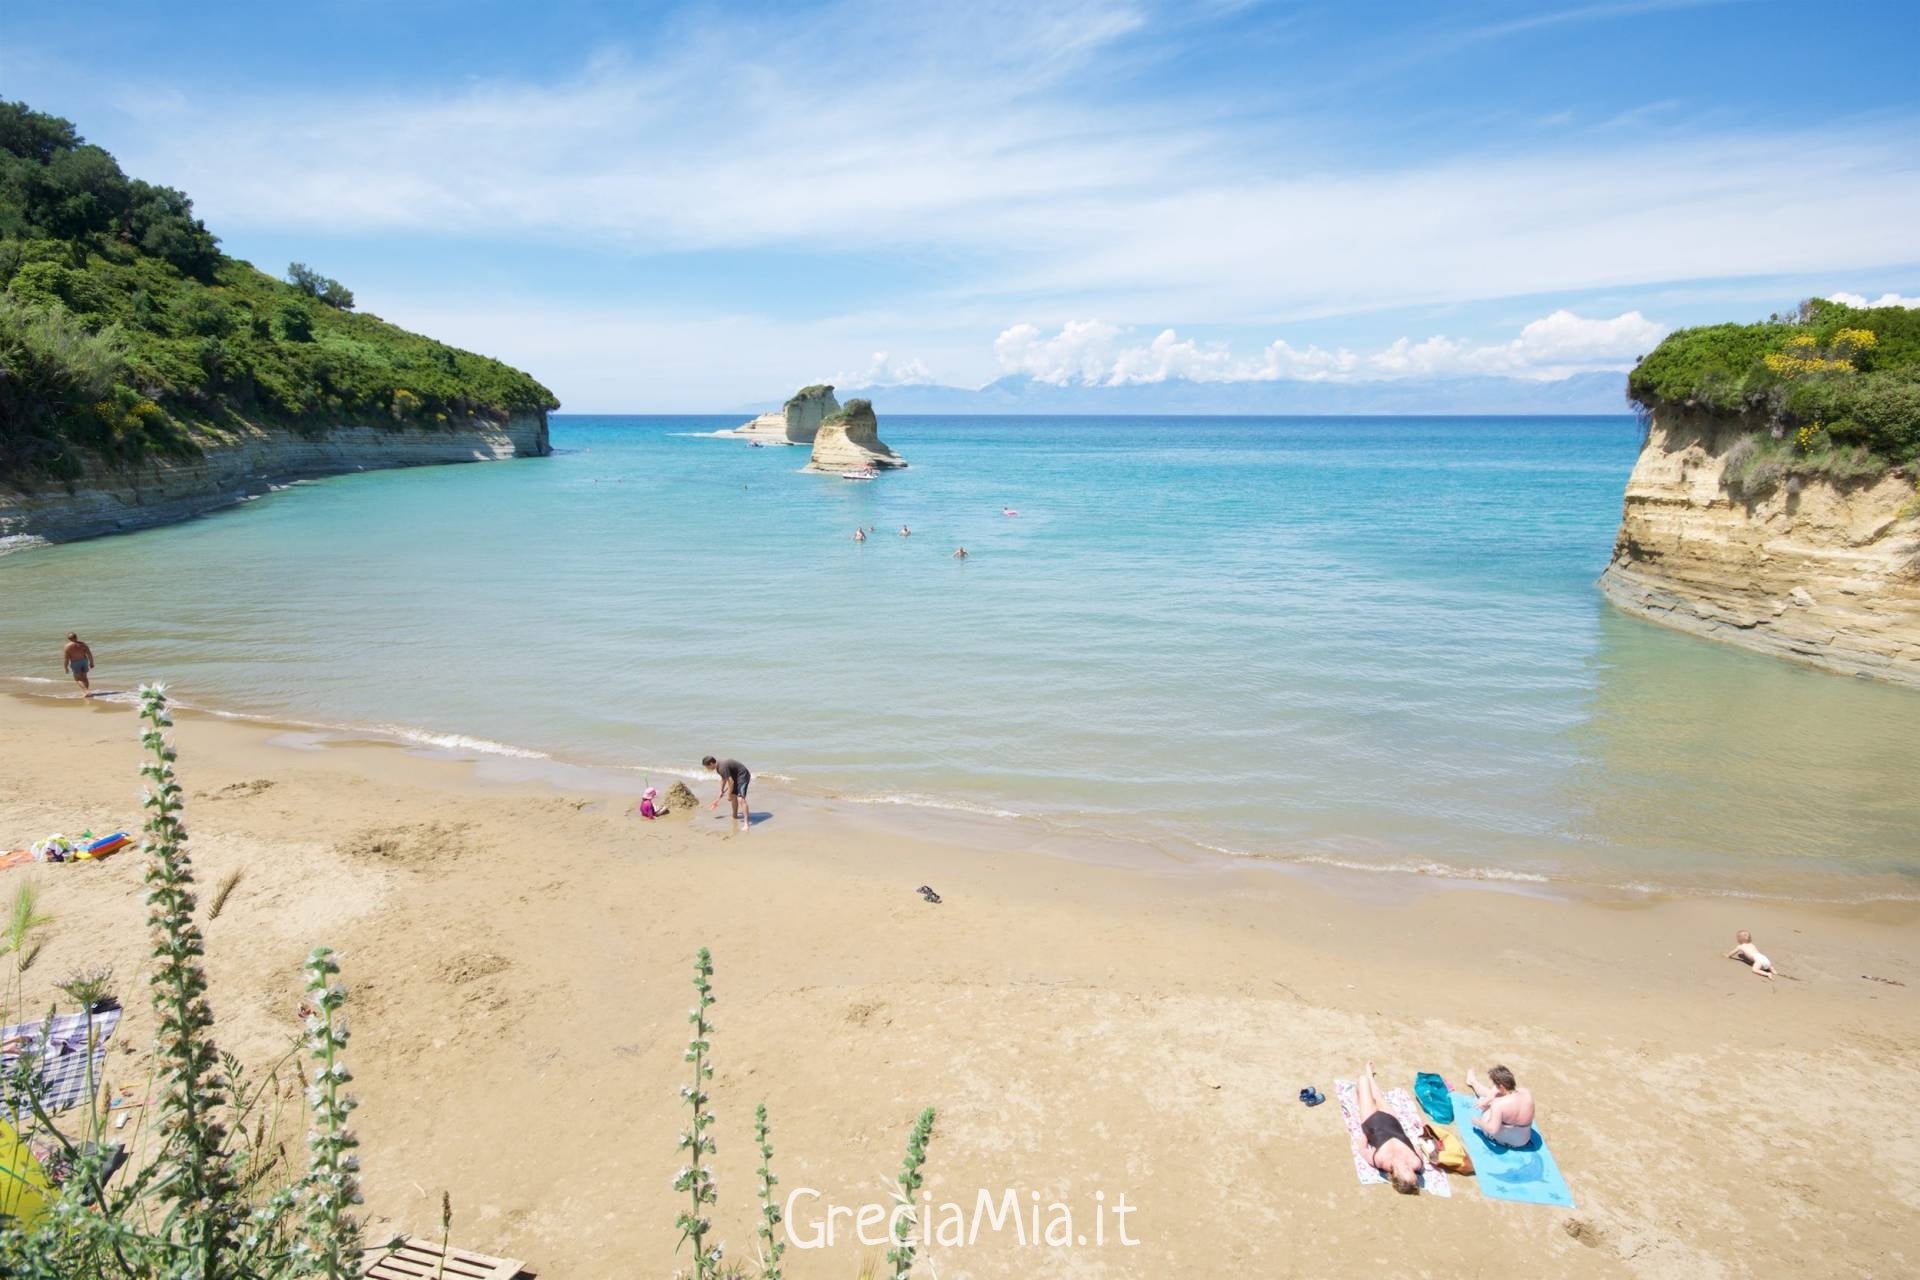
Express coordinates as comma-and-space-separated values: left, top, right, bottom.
703, 755, 752, 831
62, 633, 95, 696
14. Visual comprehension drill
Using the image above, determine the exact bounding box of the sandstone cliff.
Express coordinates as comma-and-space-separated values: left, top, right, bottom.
1598, 407, 1920, 685
730, 384, 841, 444
806, 399, 906, 472
0, 412, 549, 548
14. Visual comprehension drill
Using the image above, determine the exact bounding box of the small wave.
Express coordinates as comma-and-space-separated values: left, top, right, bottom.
618, 762, 709, 782
841, 792, 1021, 819
1607, 879, 1920, 905
615, 763, 800, 784
372, 725, 550, 760
199, 703, 552, 762
1199, 845, 1920, 904
1198, 843, 1552, 884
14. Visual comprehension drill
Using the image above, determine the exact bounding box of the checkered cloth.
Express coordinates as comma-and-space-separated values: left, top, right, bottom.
2, 1005, 122, 1122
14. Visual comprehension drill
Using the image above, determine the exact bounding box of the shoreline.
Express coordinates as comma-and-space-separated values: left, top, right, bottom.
8, 675, 1913, 908
3, 688, 1916, 1277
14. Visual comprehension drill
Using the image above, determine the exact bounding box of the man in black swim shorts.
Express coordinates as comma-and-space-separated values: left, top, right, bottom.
702, 755, 752, 831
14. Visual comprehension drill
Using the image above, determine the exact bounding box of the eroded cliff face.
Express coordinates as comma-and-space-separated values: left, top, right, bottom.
0, 412, 549, 548
806, 399, 906, 471
1598, 407, 1920, 685
730, 384, 840, 444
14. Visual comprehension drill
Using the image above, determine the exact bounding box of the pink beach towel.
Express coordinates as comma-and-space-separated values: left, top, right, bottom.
1334, 1080, 1452, 1197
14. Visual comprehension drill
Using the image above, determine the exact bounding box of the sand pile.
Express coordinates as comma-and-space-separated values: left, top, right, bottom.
664, 781, 701, 814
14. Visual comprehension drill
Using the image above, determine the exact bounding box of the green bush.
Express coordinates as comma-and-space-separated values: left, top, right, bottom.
1631, 299, 1920, 465
0, 99, 557, 486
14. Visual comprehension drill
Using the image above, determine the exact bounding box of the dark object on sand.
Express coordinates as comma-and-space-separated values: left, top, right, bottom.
1299, 1086, 1324, 1107
917, 884, 942, 904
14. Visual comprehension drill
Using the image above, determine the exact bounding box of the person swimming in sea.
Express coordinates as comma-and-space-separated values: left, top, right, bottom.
953, 547, 968, 559
899, 525, 911, 537
854, 528, 867, 542
1002, 506, 1018, 517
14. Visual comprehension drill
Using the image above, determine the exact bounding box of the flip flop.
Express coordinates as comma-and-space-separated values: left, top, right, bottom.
916, 884, 942, 904
1298, 1086, 1325, 1107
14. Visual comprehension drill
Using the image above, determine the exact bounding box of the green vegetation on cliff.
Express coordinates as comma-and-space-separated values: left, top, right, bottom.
1629, 299, 1920, 481
0, 100, 557, 484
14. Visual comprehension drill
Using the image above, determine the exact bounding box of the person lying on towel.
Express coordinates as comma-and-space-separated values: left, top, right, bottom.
1354, 1060, 1424, 1194
1464, 1063, 1535, 1148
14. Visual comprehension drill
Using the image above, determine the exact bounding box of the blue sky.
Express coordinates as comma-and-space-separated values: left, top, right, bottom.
7, 0, 1918, 409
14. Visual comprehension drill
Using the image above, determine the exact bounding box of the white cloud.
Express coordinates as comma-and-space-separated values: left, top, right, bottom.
366, 295, 957, 411
1436, 308, 1667, 377
837, 351, 938, 387
39, 1, 1911, 408
77, 4, 1920, 334
994, 310, 1666, 385
992, 320, 1126, 384
1825, 291, 1920, 310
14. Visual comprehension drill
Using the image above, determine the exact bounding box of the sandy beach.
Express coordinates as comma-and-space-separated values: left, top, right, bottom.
3, 688, 1917, 1278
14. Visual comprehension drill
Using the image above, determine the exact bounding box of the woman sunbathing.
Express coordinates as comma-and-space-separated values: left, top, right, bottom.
1354, 1060, 1423, 1194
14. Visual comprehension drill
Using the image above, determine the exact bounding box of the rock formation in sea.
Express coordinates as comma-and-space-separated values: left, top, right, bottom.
729, 384, 841, 445
806, 399, 907, 472
0, 412, 551, 548
1598, 406, 1920, 686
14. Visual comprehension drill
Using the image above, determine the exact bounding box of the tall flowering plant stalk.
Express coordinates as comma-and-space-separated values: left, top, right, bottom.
753, 1103, 783, 1280
673, 948, 721, 1279
886, 1108, 937, 1280
137, 682, 240, 1272
296, 945, 362, 1277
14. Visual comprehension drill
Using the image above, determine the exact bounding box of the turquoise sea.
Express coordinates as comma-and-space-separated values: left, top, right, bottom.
5, 414, 1918, 899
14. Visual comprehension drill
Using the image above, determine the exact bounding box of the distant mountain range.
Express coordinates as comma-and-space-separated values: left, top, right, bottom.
814, 370, 1631, 415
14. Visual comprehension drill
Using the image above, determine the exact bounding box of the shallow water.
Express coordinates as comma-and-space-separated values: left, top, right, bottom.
4, 414, 1917, 897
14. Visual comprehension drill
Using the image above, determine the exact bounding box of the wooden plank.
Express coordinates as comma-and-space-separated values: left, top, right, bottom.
361, 1236, 525, 1280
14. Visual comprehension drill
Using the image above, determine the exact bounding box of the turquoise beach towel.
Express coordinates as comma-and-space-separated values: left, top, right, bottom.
1450, 1091, 1574, 1208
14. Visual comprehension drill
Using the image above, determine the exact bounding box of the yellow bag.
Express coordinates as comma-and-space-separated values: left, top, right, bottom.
0, 1118, 55, 1229
1422, 1122, 1475, 1175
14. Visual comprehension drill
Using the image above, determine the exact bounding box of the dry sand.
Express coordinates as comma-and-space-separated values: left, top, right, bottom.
3, 690, 1916, 1278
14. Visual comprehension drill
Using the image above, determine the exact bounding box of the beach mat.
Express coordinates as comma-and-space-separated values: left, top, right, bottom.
1451, 1091, 1574, 1207
1334, 1080, 1452, 1197
1, 1005, 123, 1123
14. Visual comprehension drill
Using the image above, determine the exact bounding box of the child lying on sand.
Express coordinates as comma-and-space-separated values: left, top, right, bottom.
1725, 929, 1774, 979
